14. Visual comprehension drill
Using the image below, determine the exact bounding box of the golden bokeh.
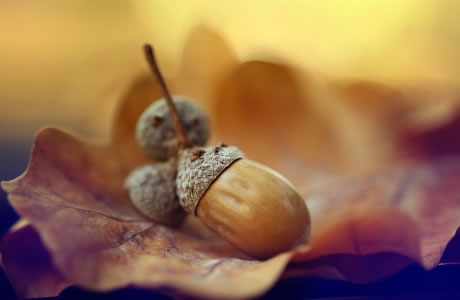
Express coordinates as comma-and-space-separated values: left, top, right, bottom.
2, 0, 460, 142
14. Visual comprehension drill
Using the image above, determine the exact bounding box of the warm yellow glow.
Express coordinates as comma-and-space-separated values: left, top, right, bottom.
134, 0, 445, 82
2, 0, 460, 140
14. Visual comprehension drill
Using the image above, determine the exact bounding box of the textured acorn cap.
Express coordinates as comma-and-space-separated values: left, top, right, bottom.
136, 96, 210, 161
125, 162, 186, 226
176, 144, 244, 214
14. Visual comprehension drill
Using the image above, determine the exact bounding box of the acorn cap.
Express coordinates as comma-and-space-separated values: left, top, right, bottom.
176, 144, 244, 214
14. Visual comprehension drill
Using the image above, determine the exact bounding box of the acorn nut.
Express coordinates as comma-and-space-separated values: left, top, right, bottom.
125, 162, 186, 227
136, 96, 209, 161
176, 145, 311, 259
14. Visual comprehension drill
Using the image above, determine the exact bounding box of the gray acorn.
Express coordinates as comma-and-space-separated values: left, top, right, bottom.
125, 162, 186, 226
136, 96, 209, 161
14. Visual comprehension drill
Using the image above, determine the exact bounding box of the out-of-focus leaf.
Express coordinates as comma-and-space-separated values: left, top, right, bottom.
399, 111, 460, 158
174, 25, 239, 110
0, 221, 70, 298
292, 158, 460, 281
212, 60, 337, 184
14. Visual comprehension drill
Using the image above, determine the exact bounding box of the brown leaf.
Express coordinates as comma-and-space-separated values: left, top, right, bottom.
0, 221, 70, 298
212, 60, 337, 184
399, 110, 460, 159
292, 158, 460, 280
2, 59, 460, 299
174, 25, 239, 109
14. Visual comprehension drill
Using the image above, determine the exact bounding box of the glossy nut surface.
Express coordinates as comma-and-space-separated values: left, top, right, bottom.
196, 159, 311, 258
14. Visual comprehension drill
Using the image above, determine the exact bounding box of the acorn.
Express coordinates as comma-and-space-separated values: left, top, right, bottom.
176, 145, 310, 258
136, 96, 209, 161
125, 162, 185, 226
139, 44, 311, 258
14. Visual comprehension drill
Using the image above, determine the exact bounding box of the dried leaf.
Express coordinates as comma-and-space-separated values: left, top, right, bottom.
174, 25, 239, 109
292, 158, 460, 281
2, 60, 460, 299
399, 111, 460, 159
212, 60, 337, 184
0, 221, 70, 298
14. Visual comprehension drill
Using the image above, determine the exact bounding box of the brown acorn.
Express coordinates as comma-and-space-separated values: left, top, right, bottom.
176, 145, 311, 258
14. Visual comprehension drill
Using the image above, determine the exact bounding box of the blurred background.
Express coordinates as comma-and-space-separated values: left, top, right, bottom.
2, 0, 460, 175
2, 1, 460, 298
3, 0, 460, 143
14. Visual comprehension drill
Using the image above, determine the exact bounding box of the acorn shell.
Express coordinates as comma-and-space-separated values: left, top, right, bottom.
196, 159, 311, 258
136, 96, 209, 161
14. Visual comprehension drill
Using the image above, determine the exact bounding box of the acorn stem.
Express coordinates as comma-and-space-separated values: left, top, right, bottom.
143, 44, 191, 148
